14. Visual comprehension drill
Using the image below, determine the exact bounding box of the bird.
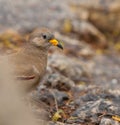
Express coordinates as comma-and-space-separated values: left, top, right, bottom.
4, 28, 63, 93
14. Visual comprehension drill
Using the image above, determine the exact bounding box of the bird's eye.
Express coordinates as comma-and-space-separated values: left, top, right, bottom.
42, 34, 47, 39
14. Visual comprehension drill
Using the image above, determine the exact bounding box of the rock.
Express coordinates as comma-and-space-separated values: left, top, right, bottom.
73, 84, 120, 107
0, 0, 74, 32
55, 32, 94, 58
0, 0, 120, 47
72, 20, 107, 48
100, 117, 120, 125
1, 0, 119, 33
92, 54, 120, 89
48, 53, 87, 83
53, 89, 69, 105
36, 88, 69, 106
48, 121, 79, 125
71, 0, 120, 39
69, 99, 120, 124
44, 72, 75, 91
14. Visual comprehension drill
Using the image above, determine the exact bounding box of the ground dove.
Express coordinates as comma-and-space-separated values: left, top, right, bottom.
4, 28, 63, 92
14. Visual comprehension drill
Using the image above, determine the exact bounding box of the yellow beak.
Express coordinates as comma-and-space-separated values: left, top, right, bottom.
49, 39, 63, 49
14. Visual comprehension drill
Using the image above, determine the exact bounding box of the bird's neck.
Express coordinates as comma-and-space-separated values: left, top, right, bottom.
21, 43, 48, 59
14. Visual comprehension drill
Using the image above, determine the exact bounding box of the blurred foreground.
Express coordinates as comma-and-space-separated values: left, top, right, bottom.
0, 57, 46, 125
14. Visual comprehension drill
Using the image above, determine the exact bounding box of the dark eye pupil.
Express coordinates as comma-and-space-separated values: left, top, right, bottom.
43, 34, 47, 39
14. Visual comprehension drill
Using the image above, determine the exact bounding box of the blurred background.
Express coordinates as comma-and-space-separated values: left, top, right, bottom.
0, 0, 120, 125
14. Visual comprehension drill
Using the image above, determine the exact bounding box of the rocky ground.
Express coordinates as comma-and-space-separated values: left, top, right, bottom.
0, 0, 120, 125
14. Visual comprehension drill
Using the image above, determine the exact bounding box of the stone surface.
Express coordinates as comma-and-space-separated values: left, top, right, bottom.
69, 99, 120, 124
48, 53, 86, 83
100, 117, 120, 125
43, 72, 75, 91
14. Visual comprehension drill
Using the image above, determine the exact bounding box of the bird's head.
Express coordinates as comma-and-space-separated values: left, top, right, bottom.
29, 28, 63, 50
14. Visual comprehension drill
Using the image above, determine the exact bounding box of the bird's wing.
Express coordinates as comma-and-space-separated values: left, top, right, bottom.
14, 64, 40, 81
16, 75, 35, 80
7, 52, 40, 81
